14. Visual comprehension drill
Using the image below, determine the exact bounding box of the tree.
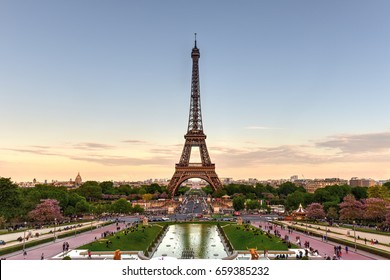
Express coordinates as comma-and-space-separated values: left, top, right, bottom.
313, 188, 339, 204
246, 200, 261, 210
351, 186, 368, 200
28, 199, 63, 223
75, 199, 91, 215
0, 177, 22, 221
77, 181, 102, 202
277, 182, 301, 197
111, 198, 132, 214
202, 185, 213, 195
326, 207, 339, 220
305, 203, 326, 220
367, 185, 389, 199
0, 216, 5, 229
132, 204, 144, 214
142, 194, 153, 201
100, 181, 115, 195
363, 198, 388, 222
233, 196, 245, 211
385, 211, 390, 227
285, 191, 305, 211
338, 194, 364, 222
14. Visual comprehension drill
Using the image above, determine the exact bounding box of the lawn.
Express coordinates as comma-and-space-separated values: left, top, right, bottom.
222, 224, 293, 251
78, 224, 164, 251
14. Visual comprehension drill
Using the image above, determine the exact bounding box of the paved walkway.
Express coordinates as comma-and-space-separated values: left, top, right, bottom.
1, 222, 126, 260
279, 221, 390, 253
251, 221, 388, 260
0, 221, 102, 249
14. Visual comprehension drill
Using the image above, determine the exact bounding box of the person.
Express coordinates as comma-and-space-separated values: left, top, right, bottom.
88, 249, 92, 259
41, 253, 44, 260
345, 246, 349, 254
23, 250, 27, 259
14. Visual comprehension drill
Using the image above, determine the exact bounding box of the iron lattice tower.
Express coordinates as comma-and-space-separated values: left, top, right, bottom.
168, 35, 222, 196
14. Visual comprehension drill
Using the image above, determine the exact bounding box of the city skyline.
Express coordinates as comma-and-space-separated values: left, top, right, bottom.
2, 1, 390, 182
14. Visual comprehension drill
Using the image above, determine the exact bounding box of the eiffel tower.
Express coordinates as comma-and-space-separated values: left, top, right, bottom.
168, 35, 222, 197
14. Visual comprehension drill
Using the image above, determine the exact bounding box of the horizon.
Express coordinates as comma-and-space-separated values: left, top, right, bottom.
2, 1, 390, 182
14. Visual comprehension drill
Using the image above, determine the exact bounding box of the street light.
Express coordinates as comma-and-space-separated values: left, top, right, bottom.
23, 221, 27, 256
353, 220, 357, 252
324, 218, 328, 242
53, 218, 57, 242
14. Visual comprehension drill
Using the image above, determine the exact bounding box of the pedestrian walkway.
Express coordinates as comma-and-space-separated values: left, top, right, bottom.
251, 221, 388, 260
278, 221, 390, 254
1, 221, 128, 260
0, 220, 104, 250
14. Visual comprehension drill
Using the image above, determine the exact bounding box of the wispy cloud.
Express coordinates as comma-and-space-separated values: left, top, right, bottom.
72, 142, 115, 150
244, 126, 281, 130
5, 148, 62, 157
213, 131, 390, 168
122, 140, 147, 144
70, 155, 172, 166
316, 132, 390, 154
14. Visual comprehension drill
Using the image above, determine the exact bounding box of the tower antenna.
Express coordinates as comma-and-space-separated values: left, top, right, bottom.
194, 33, 197, 47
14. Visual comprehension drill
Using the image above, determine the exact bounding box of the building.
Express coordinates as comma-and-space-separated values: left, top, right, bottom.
75, 172, 82, 186
349, 177, 376, 187
304, 178, 348, 193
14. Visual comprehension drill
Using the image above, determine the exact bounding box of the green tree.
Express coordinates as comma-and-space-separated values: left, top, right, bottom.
100, 181, 115, 195
77, 181, 102, 202
351, 186, 368, 200
0, 177, 22, 221
233, 196, 245, 211
111, 198, 132, 214
313, 187, 340, 204
367, 185, 389, 199
75, 199, 91, 215
246, 200, 261, 210
278, 182, 300, 197
202, 185, 213, 195
0, 216, 6, 229
214, 189, 227, 198
285, 191, 305, 211
132, 204, 144, 214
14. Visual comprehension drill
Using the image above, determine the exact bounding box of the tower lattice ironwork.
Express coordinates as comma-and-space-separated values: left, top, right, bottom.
168, 35, 222, 196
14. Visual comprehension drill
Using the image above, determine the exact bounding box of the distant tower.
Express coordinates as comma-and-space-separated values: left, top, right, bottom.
75, 172, 82, 186
168, 35, 222, 197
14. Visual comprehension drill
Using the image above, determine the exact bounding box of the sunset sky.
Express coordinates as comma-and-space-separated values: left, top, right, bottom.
1, 0, 390, 183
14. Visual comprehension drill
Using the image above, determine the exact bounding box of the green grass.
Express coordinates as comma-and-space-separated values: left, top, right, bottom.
222, 224, 294, 251
78, 225, 163, 251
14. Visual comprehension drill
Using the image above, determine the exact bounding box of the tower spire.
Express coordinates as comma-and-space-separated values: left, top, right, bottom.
194, 33, 197, 48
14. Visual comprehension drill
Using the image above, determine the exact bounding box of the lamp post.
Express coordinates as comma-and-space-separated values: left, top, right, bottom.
23, 221, 27, 255
325, 224, 328, 242
305, 220, 308, 235
53, 218, 57, 242
353, 220, 357, 252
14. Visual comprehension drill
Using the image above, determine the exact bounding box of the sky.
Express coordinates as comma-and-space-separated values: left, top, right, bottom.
1, 0, 390, 183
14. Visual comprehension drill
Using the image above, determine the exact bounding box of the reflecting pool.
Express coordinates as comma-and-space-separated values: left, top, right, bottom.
152, 223, 227, 259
